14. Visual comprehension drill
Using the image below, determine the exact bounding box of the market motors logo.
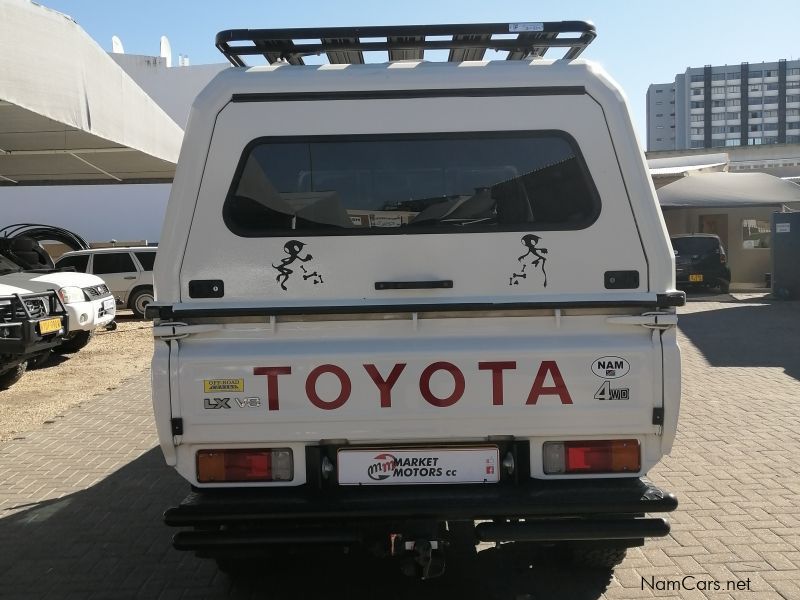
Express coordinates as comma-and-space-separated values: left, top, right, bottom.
367, 453, 398, 481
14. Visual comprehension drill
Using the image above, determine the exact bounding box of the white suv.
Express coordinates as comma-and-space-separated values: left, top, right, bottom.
56, 247, 156, 318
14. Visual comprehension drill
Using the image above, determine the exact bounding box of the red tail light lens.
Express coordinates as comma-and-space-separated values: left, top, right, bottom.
196, 448, 293, 483
720, 254, 727, 264
543, 440, 640, 474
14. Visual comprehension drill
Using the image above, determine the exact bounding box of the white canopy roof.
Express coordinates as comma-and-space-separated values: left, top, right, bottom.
658, 172, 800, 208
647, 153, 729, 176
0, 0, 184, 186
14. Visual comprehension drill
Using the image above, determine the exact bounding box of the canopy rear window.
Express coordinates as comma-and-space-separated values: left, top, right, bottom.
671, 237, 721, 255
223, 132, 600, 236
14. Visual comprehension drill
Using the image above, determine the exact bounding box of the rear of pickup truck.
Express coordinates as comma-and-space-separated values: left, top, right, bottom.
151, 28, 682, 575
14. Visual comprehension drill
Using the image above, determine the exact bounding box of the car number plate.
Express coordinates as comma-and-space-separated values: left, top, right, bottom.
103, 298, 115, 311
337, 447, 500, 485
38, 317, 63, 334
689, 274, 704, 282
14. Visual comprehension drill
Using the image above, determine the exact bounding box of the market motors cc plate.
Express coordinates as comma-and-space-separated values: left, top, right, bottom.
337, 446, 500, 485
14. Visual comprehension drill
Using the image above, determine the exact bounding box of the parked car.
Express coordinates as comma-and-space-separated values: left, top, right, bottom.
0, 279, 68, 389
55, 247, 156, 318
671, 234, 731, 294
0, 238, 115, 353
149, 22, 684, 578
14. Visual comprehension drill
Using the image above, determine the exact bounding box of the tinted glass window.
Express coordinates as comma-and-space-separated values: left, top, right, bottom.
93, 252, 136, 274
56, 255, 89, 273
134, 251, 156, 271
671, 237, 720, 255
224, 133, 599, 236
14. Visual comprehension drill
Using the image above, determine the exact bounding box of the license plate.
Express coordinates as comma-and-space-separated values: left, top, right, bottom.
689, 274, 703, 282
337, 447, 500, 485
103, 298, 115, 311
38, 317, 63, 335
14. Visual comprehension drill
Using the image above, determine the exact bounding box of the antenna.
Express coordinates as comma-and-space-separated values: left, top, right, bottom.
160, 35, 172, 67
111, 35, 124, 54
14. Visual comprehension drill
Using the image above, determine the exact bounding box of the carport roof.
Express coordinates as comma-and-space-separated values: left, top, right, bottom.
657, 172, 800, 208
0, 0, 184, 186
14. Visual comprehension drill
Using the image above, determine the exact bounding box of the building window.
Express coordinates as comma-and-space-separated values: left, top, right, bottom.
711, 86, 726, 94
655, 89, 663, 93
727, 125, 741, 133
787, 109, 800, 117
787, 135, 800, 143
749, 84, 762, 92
766, 83, 779, 91
690, 74, 705, 82
656, 101, 663, 105
692, 88, 704, 96
656, 137, 663, 141
763, 123, 779, 131
764, 69, 777, 77
712, 126, 727, 134
690, 114, 704, 122
690, 140, 705, 148
788, 95, 800, 103
789, 69, 800, 76
690, 127, 704, 135
712, 73, 726, 81
691, 101, 705, 109
750, 110, 763, 118
727, 72, 739, 80
763, 109, 778, 117
726, 85, 740, 93
726, 99, 740, 107
655, 113, 663, 117
749, 70, 763, 78
712, 100, 726, 107
788, 81, 800, 88
725, 139, 741, 147
657, 125, 664, 129
749, 124, 763, 132
726, 111, 740, 120
742, 219, 771, 249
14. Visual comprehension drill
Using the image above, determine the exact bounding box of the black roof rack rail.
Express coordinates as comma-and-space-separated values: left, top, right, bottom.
216, 21, 596, 67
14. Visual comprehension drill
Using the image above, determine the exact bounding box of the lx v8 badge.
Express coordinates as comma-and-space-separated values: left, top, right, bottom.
204, 397, 262, 409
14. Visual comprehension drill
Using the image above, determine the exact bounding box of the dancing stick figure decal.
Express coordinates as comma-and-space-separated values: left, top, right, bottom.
509, 234, 549, 288
273, 240, 324, 291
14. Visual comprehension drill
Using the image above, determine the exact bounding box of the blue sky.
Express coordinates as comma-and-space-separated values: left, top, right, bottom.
39, 0, 800, 139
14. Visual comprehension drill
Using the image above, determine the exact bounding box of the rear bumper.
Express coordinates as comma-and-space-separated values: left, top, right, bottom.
165, 477, 677, 550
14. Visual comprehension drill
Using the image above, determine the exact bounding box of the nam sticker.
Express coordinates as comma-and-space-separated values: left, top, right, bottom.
203, 378, 244, 393
509, 234, 549, 288
273, 240, 324, 291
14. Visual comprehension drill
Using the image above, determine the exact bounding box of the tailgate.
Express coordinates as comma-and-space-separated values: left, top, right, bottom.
168, 311, 663, 444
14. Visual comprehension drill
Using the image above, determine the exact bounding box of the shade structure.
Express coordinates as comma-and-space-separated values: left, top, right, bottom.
0, 0, 184, 186
657, 172, 800, 209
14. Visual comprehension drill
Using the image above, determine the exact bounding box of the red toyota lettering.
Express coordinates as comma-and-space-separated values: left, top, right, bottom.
419, 362, 465, 407
478, 361, 517, 406
252, 366, 291, 411
363, 363, 407, 408
306, 364, 352, 410
526, 361, 573, 405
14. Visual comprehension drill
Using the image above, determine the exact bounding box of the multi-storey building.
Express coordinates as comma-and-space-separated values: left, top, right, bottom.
648, 60, 800, 151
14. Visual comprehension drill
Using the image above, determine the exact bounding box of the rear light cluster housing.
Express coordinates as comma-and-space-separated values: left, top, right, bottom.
543, 439, 640, 475
196, 448, 293, 483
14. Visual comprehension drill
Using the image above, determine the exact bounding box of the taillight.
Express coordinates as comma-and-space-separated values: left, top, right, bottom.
543, 440, 640, 474
196, 448, 293, 483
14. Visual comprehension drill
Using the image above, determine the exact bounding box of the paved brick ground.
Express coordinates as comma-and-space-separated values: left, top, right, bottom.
1, 298, 798, 599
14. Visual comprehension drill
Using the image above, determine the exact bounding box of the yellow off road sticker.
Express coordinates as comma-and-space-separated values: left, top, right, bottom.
203, 378, 244, 393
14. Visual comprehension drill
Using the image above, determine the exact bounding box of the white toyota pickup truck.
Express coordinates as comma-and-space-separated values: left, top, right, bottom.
150, 22, 683, 578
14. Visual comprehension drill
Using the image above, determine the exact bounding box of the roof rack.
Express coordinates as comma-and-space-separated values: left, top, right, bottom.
216, 21, 596, 67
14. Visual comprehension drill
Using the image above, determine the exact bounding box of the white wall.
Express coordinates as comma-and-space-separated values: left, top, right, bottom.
0, 184, 169, 242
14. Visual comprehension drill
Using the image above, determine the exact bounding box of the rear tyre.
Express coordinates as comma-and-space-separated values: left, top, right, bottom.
56, 330, 94, 354
719, 280, 730, 294
129, 287, 154, 319
570, 545, 627, 569
0, 362, 27, 389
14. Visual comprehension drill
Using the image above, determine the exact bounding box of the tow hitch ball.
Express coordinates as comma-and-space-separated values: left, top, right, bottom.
392, 536, 446, 580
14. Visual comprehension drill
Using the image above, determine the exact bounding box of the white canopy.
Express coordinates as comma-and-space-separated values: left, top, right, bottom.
0, 0, 184, 186
658, 172, 800, 208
